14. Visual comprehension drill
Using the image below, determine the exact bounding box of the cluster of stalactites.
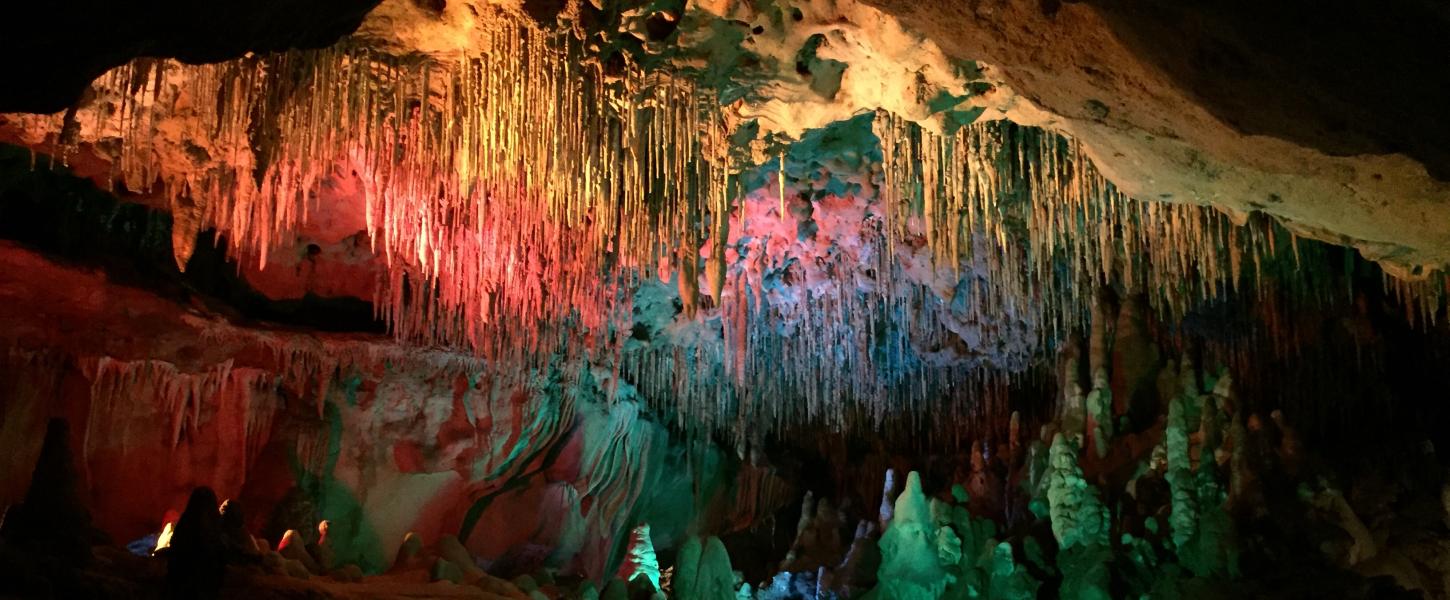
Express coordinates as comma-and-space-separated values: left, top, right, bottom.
29, 12, 1449, 448
1381, 272, 1449, 327
80, 357, 280, 486
622, 319, 1028, 450
628, 110, 1307, 444
872, 111, 1391, 337
41, 15, 731, 364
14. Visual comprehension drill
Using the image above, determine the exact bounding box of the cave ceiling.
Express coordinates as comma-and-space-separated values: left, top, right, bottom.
1, 0, 1448, 439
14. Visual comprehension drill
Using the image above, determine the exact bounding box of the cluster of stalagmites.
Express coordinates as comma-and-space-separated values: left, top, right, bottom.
7, 303, 1450, 599
0, 416, 716, 599
741, 294, 1450, 599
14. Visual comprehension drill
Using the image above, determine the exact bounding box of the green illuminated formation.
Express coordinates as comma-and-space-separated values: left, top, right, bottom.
675, 536, 738, 600
872, 472, 949, 599
621, 524, 663, 592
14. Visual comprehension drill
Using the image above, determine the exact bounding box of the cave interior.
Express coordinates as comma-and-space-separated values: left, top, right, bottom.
2, 0, 1450, 599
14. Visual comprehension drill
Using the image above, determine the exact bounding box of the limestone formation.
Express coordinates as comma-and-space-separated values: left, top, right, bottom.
675, 536, 737, 600
618, 524, 661, 592
0, 419, 93, 565
0, 1, 1445, 599
166, 487, 226, 600
873, 471, 948, 599
278, 529, 323, 575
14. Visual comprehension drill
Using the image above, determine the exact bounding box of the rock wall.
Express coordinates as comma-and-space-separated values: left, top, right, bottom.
0, 239, 789, 577
862, 0, 1450, 277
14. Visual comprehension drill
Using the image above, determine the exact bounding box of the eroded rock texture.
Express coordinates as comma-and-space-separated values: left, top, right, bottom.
0, 237, 782, 571
865, 0, 1450, 274
0, 0, 382, 113
0, 0, 1448, 598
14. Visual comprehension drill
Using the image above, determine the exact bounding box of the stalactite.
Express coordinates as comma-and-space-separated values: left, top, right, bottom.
13, 10, 1446, 449
83, 358, 234, 453
36, 15, 725, 369
870, 113, 1450, 346
70, 355, 289, 509
223, 377, 269, 457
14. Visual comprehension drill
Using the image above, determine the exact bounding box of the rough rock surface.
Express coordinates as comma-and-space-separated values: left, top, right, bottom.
862, 0, 1450, 276
0, 238, 786, 577
0, 0, 381, 112
2, 2, 1450, 597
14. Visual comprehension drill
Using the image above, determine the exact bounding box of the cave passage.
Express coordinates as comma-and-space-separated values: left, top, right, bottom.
2, 1, 1450, 599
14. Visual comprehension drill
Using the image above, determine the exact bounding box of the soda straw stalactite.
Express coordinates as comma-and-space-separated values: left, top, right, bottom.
40, 16, 728, 366
12, 11, 1445, 446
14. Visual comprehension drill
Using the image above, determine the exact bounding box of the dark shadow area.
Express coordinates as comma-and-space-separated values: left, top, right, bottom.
1088, 0, 1450, 180
0, 0, 381, 113
0, 144, 385, 333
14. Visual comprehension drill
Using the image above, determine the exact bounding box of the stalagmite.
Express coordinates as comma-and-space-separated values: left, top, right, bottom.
836, 520, 880, 593
873, 471, 947, 599
987, 542, 1039, 600
618, 523, 661, 591
675, 536, 737, 600
0, 419, 93, 566
1111, 294, 1156, 421
278, 529, 323, 575
1165, 392, 1199, 551
392, 532, 425, 572
878, 468, 898, 531
1045, 434, 1108, 550
782, 493, 845, 575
